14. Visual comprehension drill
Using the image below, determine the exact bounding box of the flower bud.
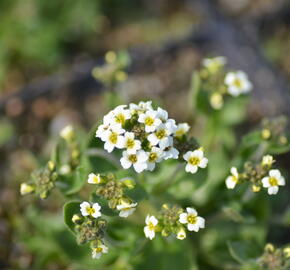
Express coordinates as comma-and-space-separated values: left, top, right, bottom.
251, 185, 261, 193
176, 227, 186, 240
261, 129, 271, 140
262, 155, 274, 168
265, 243, 275, 253
121, 178, 135, 189
60, 125, 74, 141
283, 247, 290, 258
48, 161, 55, 171
20, 183, 35, 195
72, 214, 83, 224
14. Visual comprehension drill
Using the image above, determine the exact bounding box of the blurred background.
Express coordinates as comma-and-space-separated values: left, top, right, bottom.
1, 0, 290, 269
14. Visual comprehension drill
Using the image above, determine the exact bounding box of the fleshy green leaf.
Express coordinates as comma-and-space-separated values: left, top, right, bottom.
63, 201, 81, 234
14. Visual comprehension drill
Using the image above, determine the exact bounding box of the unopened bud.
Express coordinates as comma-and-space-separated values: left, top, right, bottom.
161, 228, 170, 237
105, 51, 117, 63
261, 129, 271, 140
265, 243, 275, 253
60, 125, 74, 141
176, 227, 187, 240
251, 185, 261, 193
279, 135, 288, 145
121, 178, 135, 189
262, 155, 274, 167
48, 161, 55, 171
72, 214, 83, 224
283, 247, 290, 258
20, 183, 35, 195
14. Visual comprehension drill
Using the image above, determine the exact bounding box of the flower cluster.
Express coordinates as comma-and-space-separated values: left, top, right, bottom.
225, 155, 286, 195
198, 56, 252, 110
144, 204, 205, 240
96, 101, 208, 174
88, 173, 138, 218
71, 202, 109, 260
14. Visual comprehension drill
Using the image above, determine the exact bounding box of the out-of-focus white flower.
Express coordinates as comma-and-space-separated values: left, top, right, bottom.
262, 169, 285, 195
156, 107, 168, 122
262, 155, 274, 167
176, 227, 187, 240
80, 201, 101, 218
20, 183, 35, 195
174, 123, 190, 138
203, 56, 227, 73
144, 215, 158, 240
60, 125, 74, 141
92, 244, 108, 259
225, 167, 239, 189
179, 207, 205, 232
119, 132, 141, 154
183, 149, 208, 174
116, 202, 137, 218
59, 164, 71, 175
225, 71, 252, 96
138, 110, 161, 132
87, 173, 102, 184
146, 147, 164, 171
120, 150, 148, 173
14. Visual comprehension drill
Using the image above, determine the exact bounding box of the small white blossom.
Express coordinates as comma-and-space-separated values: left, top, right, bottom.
174, 123, 190, 138
183, 149, 208, 174
138, 101, 153, 111
103, 127, 125, 153
179, 207, 205, 232
163, 143, 179, 160
92, 244, 108, 259
146, 147, 164, 171
225, 71, 252, 96
119, 132, 141, 154
203, 56, 226, 73
59, 164, 71, 175
138, 110, 161, 132
60, 125, 74, 141
225, 167, 239, 189
176, 228, 187, 240
87, 173, 101, 184
96, 124, 110, 141
111, 105, 131, 126
144, 215, 158, 240
120, 150, 148, 173
262, 169, 285, 195
262, 155, 274, 167
156, 107, 168, 122
116, 202, 138, 218
80, 201, 101, 218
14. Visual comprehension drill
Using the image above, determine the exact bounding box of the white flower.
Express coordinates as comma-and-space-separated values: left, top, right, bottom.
138, 101, 153, 111
147, 122, 176, 149
146, 147, 164, 171
80, 201, 101, 218
183, 149, 208, 174
92, 244, 108, 259
203, 56, 226, 73
87, 173, 101, 184
116, 202, 138, 218
174, 123, 190, 138
225, 167, 239, 189
156, 107, 168, 122
179, 207, 205, 232
262, 169, 285, 195
138, 110, 161, 132
144, 215, 158, 240
120, 150, 148, 173
111, 105, 131, 126
176, 227, 187, 240
225, 71, 252, 96
262, 155, 274, 167
119, 132, 141, 154
60, 125, 74, 141
103, 126, 125, 153
59, 164, 71, 175
163, 142, 179, 160
20, 183, 34, 195
96, 124, 110, 141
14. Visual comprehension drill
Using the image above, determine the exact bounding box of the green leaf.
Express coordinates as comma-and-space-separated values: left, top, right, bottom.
63, 201, 81, 234
63, 166, 87, 195
267, 136, 290, 154
227, 241, 260, 265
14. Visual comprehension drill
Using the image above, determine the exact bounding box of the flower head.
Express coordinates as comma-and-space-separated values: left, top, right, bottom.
174, 123, 190, 138
120, 150, 148, 173
80, 201, 101, 218
183, 149, 208, 174
179, 207, 205, 232
87, 173, 102, 184
92, 244, 108, 259
116, 202, 137, 218
225, 167, 239, 189
225, 71, 252, 96
262, 169, 285, 195
144, 215, 158, 240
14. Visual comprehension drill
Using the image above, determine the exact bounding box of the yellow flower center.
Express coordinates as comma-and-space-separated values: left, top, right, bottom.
95, 247, 103, 253
86, 207, 95, 215
148, 222, 155, 231
109, 132, 118, 144
115, 113, 125, 125
92, 175, 100, 184
234, 78, 242, 88
269, 177, 278, 186
188, 157, 200, 166
128, 154, 137, 163
175, 129, 185, 137
187, 214, 197, 224
126, 138, 135, 149
156, 129, 166, 139
149, 152, 158, 162
145, 117, 154, 126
